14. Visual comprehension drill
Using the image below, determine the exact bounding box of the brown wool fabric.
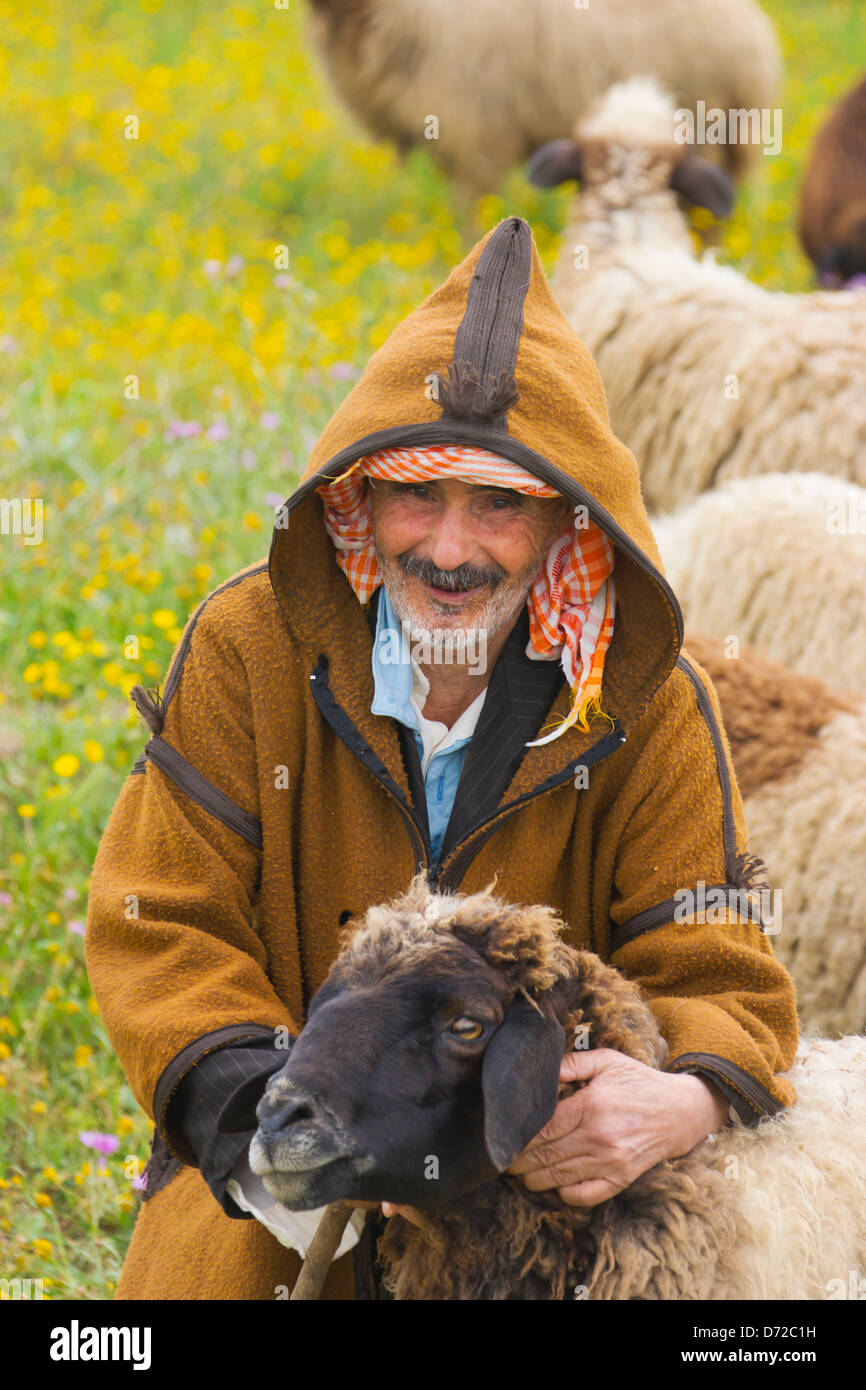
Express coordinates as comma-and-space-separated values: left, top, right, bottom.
85, 218, 798, 1301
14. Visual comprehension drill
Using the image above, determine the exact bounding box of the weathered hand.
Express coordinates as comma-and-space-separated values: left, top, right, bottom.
381, 1200, 427, 1229
343, 1198, 427, 1229
506, 1047, 729, 1207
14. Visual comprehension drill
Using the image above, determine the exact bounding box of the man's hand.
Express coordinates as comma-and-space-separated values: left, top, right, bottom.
506, 1048, 729, 1207
344, 1198, 427, 1230
381, 1200, 426, 1228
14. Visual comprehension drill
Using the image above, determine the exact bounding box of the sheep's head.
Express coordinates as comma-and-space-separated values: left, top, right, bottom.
242, 878, 665, 1212
526, 76, 734, 234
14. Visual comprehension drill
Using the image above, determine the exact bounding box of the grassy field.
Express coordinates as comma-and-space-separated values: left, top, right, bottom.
0, 0, 864, 1300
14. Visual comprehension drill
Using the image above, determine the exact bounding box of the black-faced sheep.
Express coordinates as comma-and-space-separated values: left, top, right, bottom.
684, 630, 866, 1035
651, 473, 866, 696
304, 0, 781, 198
529, 78, 866, 508
799, 76, 866, 287
248, 878, 866, 1299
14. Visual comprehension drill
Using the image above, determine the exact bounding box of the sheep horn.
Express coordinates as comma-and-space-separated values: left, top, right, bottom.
289, 1202, 353, 1301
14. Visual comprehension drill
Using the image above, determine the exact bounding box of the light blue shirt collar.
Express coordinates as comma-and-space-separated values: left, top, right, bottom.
370, 585, 420, 731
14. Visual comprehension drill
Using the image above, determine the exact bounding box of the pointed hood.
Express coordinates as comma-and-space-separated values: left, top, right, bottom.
269, 216, 682, 746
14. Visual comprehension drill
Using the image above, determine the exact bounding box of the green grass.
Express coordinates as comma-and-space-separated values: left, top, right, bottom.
1, 0, 864, 1299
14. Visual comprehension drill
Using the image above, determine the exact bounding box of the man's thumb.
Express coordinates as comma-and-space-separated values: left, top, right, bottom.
559, 1047, 612, 1081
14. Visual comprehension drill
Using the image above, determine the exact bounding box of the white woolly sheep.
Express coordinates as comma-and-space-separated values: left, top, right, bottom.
685, 629, 866, 1035
250, 879, 866, 1300
651, 473, 866, 695
529, 77, 866, 509
304, 0, 781, 197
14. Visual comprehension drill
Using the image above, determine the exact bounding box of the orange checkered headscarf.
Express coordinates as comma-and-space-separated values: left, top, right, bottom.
316, 444, 616, 744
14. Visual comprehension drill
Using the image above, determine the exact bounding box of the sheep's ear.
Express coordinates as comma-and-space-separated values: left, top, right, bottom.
481, 998, 565, 1171
527, 139, 584, 188
669, 154, 735, 219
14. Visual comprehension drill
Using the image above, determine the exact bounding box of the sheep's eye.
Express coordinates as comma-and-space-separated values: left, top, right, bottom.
448, 1017, 484, 1040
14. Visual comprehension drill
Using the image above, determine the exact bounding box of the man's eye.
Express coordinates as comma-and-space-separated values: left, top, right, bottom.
394, 483, 433, 501
483, 493, 520, 511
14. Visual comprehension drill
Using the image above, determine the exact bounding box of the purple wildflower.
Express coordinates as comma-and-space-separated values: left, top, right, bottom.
207, 420, 229, 442
259, 411, 279, 431
68, 920, 85, 937
79, 1131, 120, 1157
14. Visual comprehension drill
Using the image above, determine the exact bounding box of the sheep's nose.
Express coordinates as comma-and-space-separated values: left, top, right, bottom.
256, 1084, 324, 1137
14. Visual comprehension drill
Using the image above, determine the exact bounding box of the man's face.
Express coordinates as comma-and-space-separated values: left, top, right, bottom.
368, 476, 571, 648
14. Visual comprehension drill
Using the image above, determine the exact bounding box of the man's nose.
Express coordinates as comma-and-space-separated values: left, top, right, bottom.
425, 504, 477, 574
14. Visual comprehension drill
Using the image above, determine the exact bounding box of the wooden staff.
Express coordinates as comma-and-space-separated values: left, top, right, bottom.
290, 1202, 353, 1300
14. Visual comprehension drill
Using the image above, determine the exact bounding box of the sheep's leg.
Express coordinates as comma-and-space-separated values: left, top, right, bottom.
290, 1202, 353, 1301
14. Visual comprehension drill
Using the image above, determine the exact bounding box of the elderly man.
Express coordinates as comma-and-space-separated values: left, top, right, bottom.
85, 218, 797, 1300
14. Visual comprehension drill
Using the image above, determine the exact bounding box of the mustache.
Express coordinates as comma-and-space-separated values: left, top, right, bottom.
398, 552, 506, 592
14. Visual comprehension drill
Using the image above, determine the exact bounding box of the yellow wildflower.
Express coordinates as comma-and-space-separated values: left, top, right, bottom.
52, 755, 80, 778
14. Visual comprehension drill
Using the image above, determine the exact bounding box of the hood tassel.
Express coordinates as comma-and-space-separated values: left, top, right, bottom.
726, 848, 770, 894
435, 358, 520, 423
129, 684, 165, 736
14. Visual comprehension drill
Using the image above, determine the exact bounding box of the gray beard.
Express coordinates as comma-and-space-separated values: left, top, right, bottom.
378, 552, 536, 660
